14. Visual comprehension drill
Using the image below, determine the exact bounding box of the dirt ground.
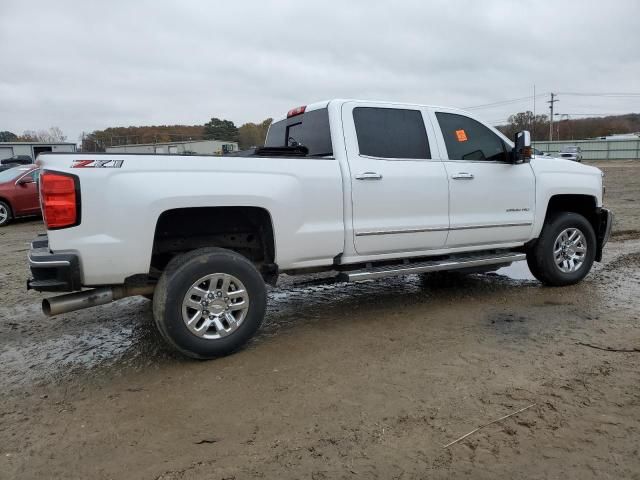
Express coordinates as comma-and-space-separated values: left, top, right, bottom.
1, 160, 639, 479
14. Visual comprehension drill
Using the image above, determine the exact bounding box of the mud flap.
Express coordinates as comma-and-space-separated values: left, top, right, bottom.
595, 208, 614, 262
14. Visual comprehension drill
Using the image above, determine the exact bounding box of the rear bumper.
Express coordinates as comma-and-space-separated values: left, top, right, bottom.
595, 208, 613, 262
27, 234, 82, 292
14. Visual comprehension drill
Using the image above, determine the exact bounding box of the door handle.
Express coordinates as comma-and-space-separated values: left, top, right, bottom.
451, 172, 474, 180
355, 172, 383, 180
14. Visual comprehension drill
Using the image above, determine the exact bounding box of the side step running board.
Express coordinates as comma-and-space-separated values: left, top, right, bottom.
340, 252, 525, 282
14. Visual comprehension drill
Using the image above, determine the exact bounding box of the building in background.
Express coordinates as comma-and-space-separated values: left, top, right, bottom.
105, 139, 238, 155
594, 133, 640, 141
0, 142, 77, 161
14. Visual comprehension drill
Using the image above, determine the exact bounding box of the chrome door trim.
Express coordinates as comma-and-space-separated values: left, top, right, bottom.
355, 222, 531, 237
358, 154, 439, 162
356, 226, 449, 237
443, 159, 514, 165
451, 222, 532, 230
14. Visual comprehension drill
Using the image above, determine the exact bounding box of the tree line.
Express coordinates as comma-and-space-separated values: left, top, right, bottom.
4, 112, 639, 152
497, 112, 640, 141
1, 119, 273, 152
81, 118, 273, 152
0, 127, 67, 143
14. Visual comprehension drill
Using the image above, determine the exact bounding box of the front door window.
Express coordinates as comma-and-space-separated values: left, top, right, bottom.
436, 112, 509, 162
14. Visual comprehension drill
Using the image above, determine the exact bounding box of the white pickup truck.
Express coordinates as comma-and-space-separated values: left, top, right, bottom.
28, 99, 613, 359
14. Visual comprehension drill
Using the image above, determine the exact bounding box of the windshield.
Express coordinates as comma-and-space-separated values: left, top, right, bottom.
265, 108, 333, 156
1, 155, 32, 164
0, 167, 32, 183
563, 146, 579, 152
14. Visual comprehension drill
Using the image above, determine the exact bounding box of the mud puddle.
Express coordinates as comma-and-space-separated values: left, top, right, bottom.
495, 260, 536, 280
1, 265, 537, 393
1, 242, 637, 395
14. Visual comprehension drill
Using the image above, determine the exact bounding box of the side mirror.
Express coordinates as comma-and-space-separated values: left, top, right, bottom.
513, 130, 532, 163
17, 176, 34, 185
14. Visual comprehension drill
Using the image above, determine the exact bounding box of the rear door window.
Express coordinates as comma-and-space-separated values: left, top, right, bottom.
436, 112, 509, 161
353, 107, 430, 159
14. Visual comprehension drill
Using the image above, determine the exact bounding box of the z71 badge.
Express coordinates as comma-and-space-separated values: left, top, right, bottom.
71, 159, 124, 168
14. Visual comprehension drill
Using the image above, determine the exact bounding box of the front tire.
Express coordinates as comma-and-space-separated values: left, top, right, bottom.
527, 212, 596, 286
153, 248, 267, 359
0, 201, 12, 227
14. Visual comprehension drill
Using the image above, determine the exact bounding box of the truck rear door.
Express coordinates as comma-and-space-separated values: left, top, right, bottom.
341, 101, 449, 256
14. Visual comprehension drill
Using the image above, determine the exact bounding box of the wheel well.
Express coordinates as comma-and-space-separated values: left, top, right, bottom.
544, 194, 598, 231
0, 197, 12, 213
150, 206, 276, 279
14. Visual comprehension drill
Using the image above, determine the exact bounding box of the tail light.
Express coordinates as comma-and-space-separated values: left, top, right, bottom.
40, 171, 81, 229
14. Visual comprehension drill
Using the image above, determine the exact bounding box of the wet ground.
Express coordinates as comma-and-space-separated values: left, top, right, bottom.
1, 160, 639, 479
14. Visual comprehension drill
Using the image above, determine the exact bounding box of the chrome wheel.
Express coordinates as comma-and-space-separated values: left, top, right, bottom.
553, 227, 587, 273
181, 273, 249, 340
0, 204, 8, 224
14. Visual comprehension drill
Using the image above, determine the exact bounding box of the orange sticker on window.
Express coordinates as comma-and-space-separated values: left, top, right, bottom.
455, 129, 468, 142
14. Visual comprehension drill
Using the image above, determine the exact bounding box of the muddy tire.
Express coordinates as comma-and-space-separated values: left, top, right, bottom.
0, 201, 12, 227
527, 212, 596, 286
152, 247, 267, 359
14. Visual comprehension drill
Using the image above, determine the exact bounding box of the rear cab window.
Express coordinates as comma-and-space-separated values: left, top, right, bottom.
436, 112, 510, 162
265, 107, 333, 156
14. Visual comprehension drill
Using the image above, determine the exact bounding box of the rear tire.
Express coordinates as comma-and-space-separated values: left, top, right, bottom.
153, 247, 267, 359
527, 212, 596, 286
0, 201, 12, 227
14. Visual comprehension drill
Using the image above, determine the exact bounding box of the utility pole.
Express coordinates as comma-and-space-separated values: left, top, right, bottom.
547, 93, 558, 141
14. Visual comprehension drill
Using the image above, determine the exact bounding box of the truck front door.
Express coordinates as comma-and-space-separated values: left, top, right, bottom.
342, 102, 449, 256
431, 109, 535, 247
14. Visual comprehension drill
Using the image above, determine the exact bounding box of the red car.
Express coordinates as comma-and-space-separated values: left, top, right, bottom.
0, 166, 41, 226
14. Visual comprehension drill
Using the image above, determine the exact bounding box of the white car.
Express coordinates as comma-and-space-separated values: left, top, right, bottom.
559, 146, 583, 162
28, 99, 613, 358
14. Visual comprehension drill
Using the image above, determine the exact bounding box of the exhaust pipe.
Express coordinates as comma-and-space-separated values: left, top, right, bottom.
42, 285, 155, 316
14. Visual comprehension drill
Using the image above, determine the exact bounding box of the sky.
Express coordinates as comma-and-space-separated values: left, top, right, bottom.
1, 0, 639, 144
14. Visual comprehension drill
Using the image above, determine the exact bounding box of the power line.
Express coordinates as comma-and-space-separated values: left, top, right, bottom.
554, 112, 637, 116
464, 93, 547, 110
465, 91, 640, 111
557, 92, 640, 98
489, 111, 636, 125
486, 118, 511, 125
